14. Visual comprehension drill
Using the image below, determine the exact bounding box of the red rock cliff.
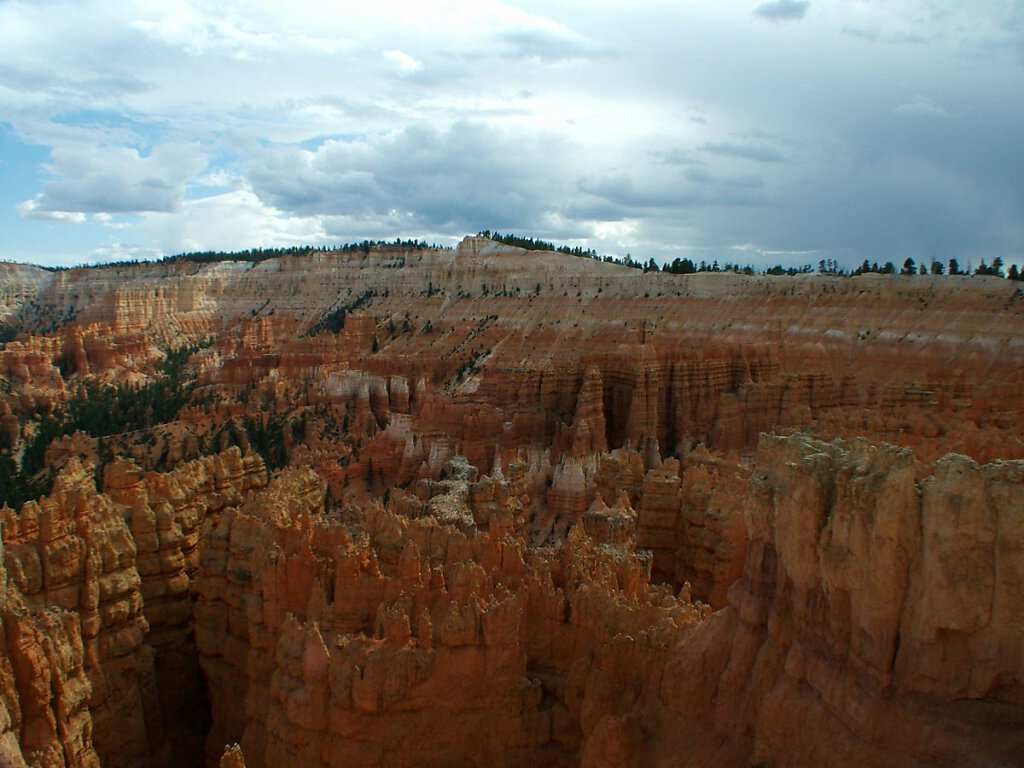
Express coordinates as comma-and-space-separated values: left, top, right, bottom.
0, 242, 1022, 767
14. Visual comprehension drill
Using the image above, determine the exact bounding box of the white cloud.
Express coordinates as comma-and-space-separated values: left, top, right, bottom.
20, 142, 207, 215
90, 242, 163, 264
15, 200, 86, 223
136, 188, 328, 254
382, 50, 423, 76
130, 3, 357, 61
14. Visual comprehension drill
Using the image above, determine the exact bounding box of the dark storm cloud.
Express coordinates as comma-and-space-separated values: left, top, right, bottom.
841, 27, 931, 46
675, 116, 1024, 269
576, 169, 765, 212
684, 167, 764, 189
247, 121, 574, 231
497, 28, 605, 62
700, 141, 786, 164
655, 148, 702, 166
754, 0, 810, 23
559, 197, 629, 224
842, 27, 880, 43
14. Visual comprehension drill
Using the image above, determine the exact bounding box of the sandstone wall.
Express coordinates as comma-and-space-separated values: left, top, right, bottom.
628, 434, 1024, 767
0, 459, 165, 768
0, 449, 266, 768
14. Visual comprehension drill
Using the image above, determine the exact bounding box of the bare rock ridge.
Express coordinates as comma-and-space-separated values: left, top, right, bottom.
1, 241, 1020, 477
0, 239, 1022, 766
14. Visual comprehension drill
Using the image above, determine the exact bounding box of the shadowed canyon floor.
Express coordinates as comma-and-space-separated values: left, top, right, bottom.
0, 238, 1021, 767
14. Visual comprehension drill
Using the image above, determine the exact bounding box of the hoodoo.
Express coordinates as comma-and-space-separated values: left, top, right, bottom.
0, 239, 1021, 767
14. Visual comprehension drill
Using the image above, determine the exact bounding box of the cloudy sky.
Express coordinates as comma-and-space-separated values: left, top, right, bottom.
1, 0, 1022, 269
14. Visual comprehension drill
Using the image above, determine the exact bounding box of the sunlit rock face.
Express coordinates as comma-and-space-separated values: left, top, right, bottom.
0, 240, 1022, 767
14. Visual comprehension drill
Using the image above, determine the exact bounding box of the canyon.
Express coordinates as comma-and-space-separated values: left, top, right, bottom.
0, 237, 1021, 767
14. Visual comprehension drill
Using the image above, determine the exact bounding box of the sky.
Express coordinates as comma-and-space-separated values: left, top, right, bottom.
0, 0, 1022, 269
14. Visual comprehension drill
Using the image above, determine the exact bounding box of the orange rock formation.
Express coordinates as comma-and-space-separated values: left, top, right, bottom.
0, 239, 1021, 766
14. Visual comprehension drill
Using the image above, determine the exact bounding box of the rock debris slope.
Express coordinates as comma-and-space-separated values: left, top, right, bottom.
0, 238, 1021, 767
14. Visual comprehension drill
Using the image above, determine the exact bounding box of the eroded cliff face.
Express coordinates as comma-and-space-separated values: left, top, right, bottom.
1, 436, 1021, 767
2, 242, 1022, 476
0, 449, 266, 768
1, 459, 159, 768
629, 435, 1024, 768
192, 456, 709, 768
1, 241, 1022, 767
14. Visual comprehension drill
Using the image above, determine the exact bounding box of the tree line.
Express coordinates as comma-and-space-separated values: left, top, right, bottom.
160, 239, 436, 266
477, 230, 601, 261
479, 232, 1023, 280
24, 232, 1023, 278
849, 256, 1021, 279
